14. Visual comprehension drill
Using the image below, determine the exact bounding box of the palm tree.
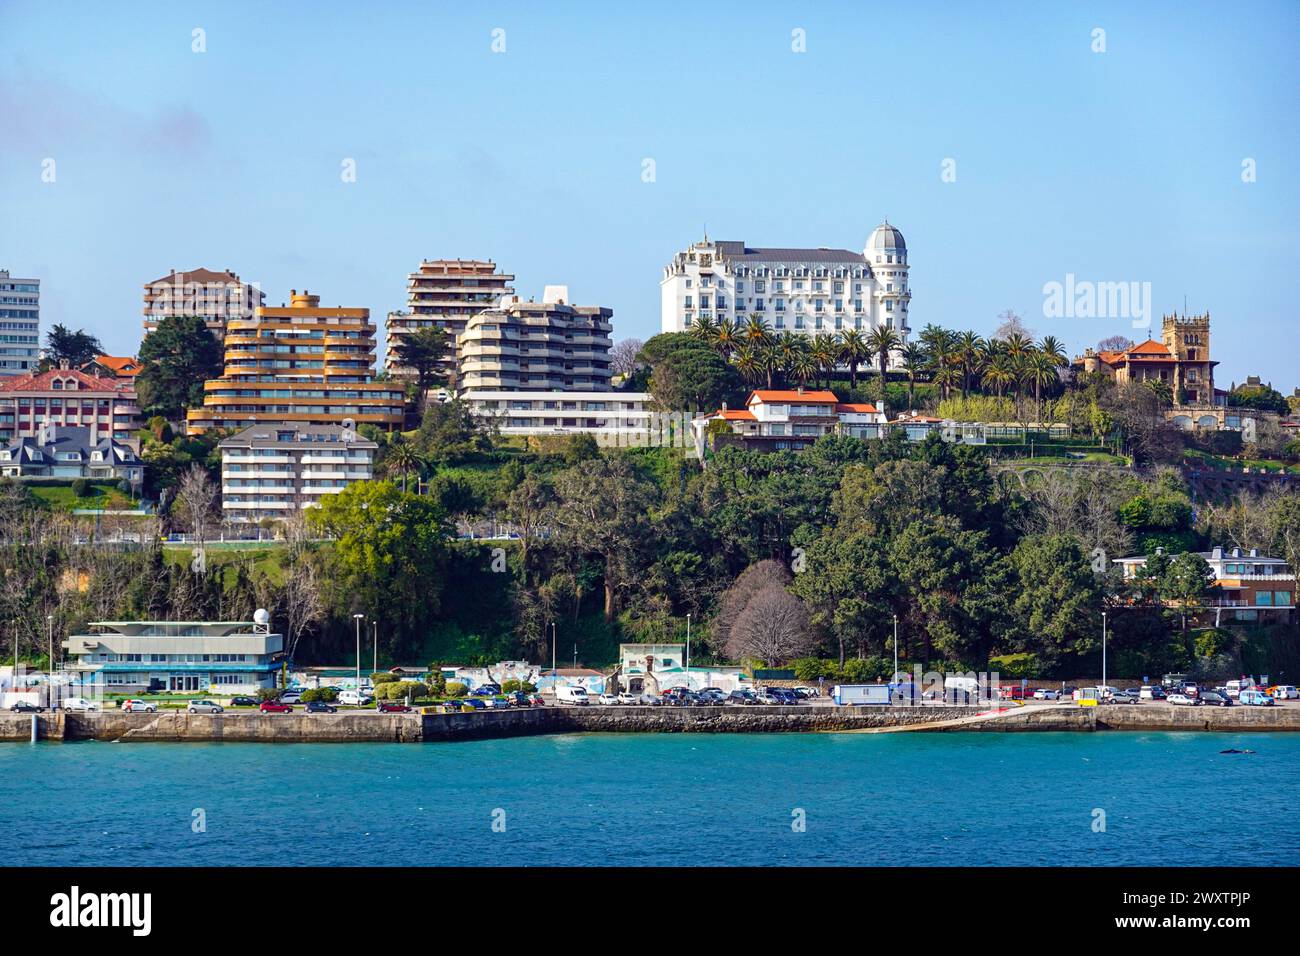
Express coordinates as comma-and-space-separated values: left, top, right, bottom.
774, 332, 803, 386
809, 335, 838, 389
866, 327, 902, 401
1037, 335, 1069, 368
690, 315, 718, 345
385, 440, 425, 494
837, 329, 870, 390
733, 347, 763, 386
983, 353, 1014, 399
742, 314, 772, 349
791, 347, 820, 386
933, 361, 961, 402
713, 318, 739, 360
899, 343, 926, 412
1026, 351, 1059, 423
956, 330, 984, 399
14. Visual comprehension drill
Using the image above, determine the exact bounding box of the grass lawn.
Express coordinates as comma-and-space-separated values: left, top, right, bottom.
30, 482, 138, 511
160, 542, 322, 586
1182, 449, 1300, 473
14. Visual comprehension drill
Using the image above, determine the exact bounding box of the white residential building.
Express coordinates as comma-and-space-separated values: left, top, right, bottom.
464, 390, 657, 443
457, 286, 614, 393
0, 270, 40, 377
660, 222, 911, 340
218, 421, 377, 523
142, 267, 265, 340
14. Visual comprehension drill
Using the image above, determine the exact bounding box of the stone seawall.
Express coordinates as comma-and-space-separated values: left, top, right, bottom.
3, 702, 1298, 743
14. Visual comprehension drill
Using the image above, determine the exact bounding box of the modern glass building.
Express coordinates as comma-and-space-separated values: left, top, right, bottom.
62, 617, 284, 694
0, 270, 40, 377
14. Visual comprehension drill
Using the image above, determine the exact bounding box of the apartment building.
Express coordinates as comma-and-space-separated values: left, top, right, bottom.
62, 616, 284, 694
457, 286, 613, 393
660, 222, 911, 341
0, 270, 40, 377
1114, 546, 1296, 624
186, 289, 405, 435
0, 365, 141, 443
464, 390, 653, 439
385, 259, 515, 384
218, 421, 378, 523
142, 267, 265, 340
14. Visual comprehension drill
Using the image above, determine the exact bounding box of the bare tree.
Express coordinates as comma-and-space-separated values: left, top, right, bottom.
993, 309, 1035, 342
279, 560, 323, 661
610, 338, 644, 377
174, 464, 220, 542
1097, 335, 1135, 353
726, 586, 814, 666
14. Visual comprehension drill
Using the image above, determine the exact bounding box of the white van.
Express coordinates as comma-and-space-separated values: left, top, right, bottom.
554, 685, 590, 706
61, 697, 100, 713
338, 690, 373, 706
1224, 679, 1256, 699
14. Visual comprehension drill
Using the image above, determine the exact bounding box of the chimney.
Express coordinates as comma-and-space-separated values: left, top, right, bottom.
1232, 547, 1242, 558
797, 385, 805, 395
1249, 548, 1258, 557
1155, 547, 1164, 556
1212, 546, 1223, 560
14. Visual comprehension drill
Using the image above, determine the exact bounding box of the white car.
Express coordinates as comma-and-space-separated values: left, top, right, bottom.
121, 698, 157, 713
1269, 685, 1298, 700
187, 700, 224, 714
1167, 693, 1196, 706
1032, 689, 1060, 700
1139, 685, 1157, 700
617, 692, 641, 705
597, 693, 620, 705
61, 697, 100, 713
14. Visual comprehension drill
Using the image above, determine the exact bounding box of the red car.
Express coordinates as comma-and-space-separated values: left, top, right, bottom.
377, 701, 411, 713
259, 701, 293, 713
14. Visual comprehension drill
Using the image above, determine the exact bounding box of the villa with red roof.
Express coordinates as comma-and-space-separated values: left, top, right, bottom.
691, 387, 890, 456
0, 364, 142, 444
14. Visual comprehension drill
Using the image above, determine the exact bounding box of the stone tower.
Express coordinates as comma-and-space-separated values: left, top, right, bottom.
1160, 312, 1213, 405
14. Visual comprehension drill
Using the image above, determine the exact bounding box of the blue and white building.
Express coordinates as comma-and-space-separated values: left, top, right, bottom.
62, 614, 283, 694
0, 270, 40, 377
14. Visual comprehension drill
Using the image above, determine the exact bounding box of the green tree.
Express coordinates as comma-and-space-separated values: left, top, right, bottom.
1010, 535, 1104, 664
45, 324, 104, 368
136, 315, 224, 419
391, 326, 451, 397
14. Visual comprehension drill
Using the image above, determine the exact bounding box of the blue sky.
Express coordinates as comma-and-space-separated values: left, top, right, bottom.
2, 0, 1297, 387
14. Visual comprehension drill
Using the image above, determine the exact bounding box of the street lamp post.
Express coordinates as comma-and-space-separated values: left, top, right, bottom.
1101, 611, 1108, 691
685, 612, 691, 692
892, 613, 899, 681
372, 621, 378, 674
550, 621, 557, 690
46, 614, 53, 676
353, 613, 365, 693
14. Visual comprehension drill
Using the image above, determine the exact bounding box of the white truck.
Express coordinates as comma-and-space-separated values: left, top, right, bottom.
554, 684, 590, 706
831, 684, 892, 706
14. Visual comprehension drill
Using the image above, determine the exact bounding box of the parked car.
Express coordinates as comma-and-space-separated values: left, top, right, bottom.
186, 700, 224, 714
769, 688, 801, 704
279, 691, 302, 705
617, 692, 641, 705
793, 686, 819, 699
460, 697, 487, 710
229, 695, 260, 707
338, 690, 373, 706
472, 683, 502, 697
122, 698, 157, 714
527, 693, 545, 707
697, 689, 727, 706
377, 701, 411, 713
1239, 690, 1276, 707
554, 685, 590, 706
259, 700, 293, 713
638, 694, 665, 706
1267, 685, 1298, 700
1138, 685, 1159, 700
1120, 688, 1143, 701
1199, 691, 1233, 707
1167, 694, 1199, 706
1032, 688, 1060, 700
504, 691, 530, 707
304, 701, 337, 713
597, 693, 620, 706
62, 697, 100, 713
9, 701, 42, 713
1181, 682, 1200, 698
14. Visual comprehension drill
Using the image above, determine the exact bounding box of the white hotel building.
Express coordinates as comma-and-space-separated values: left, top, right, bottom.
463, 390, 657, 444
660, 222, 911, 340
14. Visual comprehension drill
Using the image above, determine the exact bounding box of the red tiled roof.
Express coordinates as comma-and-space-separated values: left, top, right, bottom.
145, 267, 242, 287
835, 402, 879, 414
717, 409, 757, 421
87, 355, 140, 377
1128, 339, 1171, 355
749, 389, 839, 404
0, 368, 132, 393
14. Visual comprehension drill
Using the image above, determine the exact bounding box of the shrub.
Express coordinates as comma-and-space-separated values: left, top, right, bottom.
371, 673, 399, 686
428, 671, 447, 696
444, 681, 468, 698
988, 653, 1041, 679
300, 687, 340, 703
70, 478, 92, 498
501, 679, 536, 693
256, 688, 280, 702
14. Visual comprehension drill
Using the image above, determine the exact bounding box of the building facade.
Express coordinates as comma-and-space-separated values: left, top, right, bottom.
0, 423, 142, 484
660, 223, 911, 340
0, 366, 141, 444
218, 421, 378, 523
457, 286, 614, 393
691, 388, 887, 455
0, 270, 40, 377
142, 268, 265, 340
1114, 546, 1295, 624
463, 390, 653, 440
1075, 313, 1221, 428
186, 289, 404, 435
385, 259, 515, 384
62, 617, 284, 694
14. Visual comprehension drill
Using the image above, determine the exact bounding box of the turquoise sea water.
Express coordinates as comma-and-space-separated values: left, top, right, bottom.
1, 732, 1294, 866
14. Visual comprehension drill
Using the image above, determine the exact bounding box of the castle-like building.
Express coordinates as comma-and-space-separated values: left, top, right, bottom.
659, 222, 910, 340
1076, 312, 1219, 407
